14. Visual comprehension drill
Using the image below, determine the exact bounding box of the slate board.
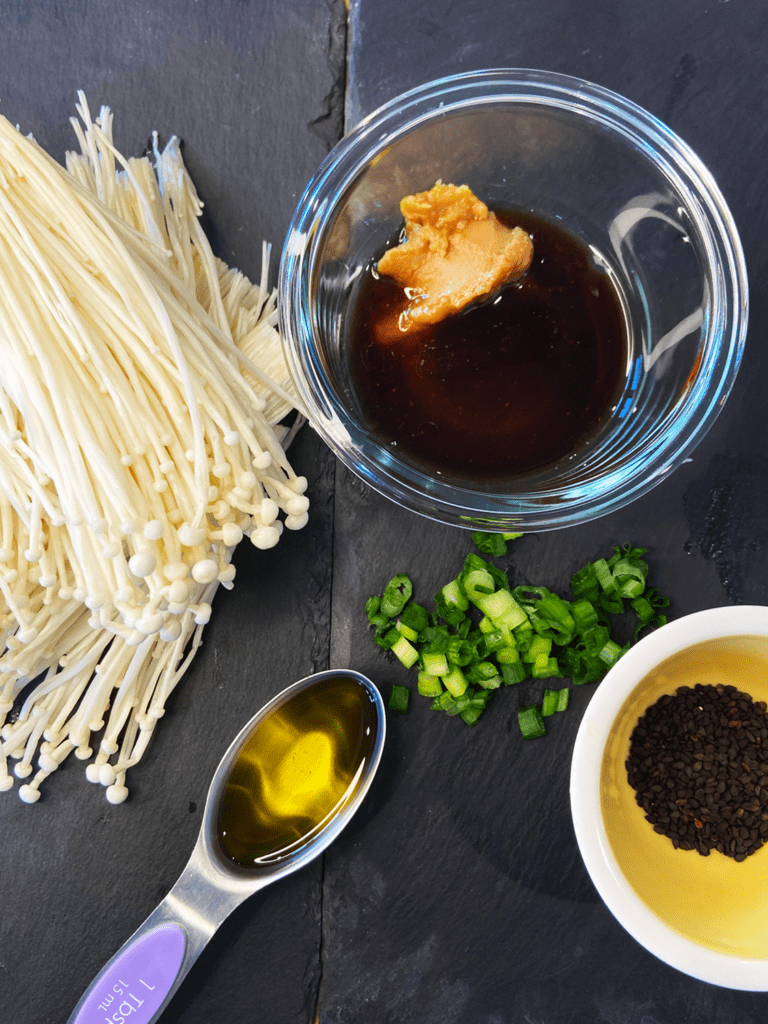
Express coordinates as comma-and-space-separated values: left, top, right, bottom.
1, 1, 768, 1023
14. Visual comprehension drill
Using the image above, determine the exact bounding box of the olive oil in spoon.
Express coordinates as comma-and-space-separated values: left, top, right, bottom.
218, 673, 381, 866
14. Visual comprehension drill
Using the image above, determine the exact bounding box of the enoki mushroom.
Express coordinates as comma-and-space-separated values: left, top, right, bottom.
0, 93, 308, 803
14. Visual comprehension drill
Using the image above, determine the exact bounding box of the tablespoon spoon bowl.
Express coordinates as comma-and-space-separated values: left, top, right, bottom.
68, 668, 385, 1024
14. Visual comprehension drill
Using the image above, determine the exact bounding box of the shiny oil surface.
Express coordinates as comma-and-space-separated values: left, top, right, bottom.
217, 676, 379, 867
601, 636, 768, 958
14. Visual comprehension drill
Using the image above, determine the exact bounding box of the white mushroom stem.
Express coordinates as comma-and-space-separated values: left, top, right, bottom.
0, 97, 307, 802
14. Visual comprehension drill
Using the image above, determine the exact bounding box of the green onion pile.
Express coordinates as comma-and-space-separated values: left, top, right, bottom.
365, 539, 669, 739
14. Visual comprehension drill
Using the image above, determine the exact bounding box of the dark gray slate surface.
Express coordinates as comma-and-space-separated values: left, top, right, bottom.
1, 1, 768, 1023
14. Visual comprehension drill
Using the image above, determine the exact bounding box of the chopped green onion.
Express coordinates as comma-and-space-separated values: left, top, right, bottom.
593, 558, 616, 595
483, 629, 507, 653
511, 584, 547, 611
460, 553, 510, 594
446, 636, 474, 666
436, 690, 473, 716
476, 588, 527, 629
441, 665, 468, 698
400, 601, 429, 634
375, 626, 400, 650
421, 625, 452, 651
630, 595, 655, 625
518, 704, 546, 739
581, 624, 610, 657
366, 542, 668, 735
542, 688, 570, 716
524, 634, 552, 663
463, 568, 496, 602
617, 577, 645, 600
440, 578, 469, 613
645, 587, 670, 611
570, 562, 599, 600
432, 691, 457, 713
513, 620, 534, 645
434, 584, 468, 625
571, 598, 599, 632
531, 653, 561, 679
457, 617, 472, 640
397, 619, 419, 642
391, 635, 419, 668
472, 531, 522, 557
451, 692, 474, 714
380, 574, 412, 617
611, 544, 649, 562
501, 661, 527, 685
599, 591, 624, 615
561, 647, 605, 686
598, 639, 625, 667
467, 660, 499, 684
417, 672, 443, 697
422, 649, 449, 677
388, 684, 409, 713
611, 557, 647, 582
365, 595, 391, 629
535, 592, 576, 643
495, 645, 520, 666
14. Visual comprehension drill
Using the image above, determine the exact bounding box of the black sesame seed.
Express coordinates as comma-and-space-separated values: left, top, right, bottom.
626, 683, 768, 861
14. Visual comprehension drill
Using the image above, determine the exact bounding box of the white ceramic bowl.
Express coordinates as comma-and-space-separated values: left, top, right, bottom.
570, 605, 768, 989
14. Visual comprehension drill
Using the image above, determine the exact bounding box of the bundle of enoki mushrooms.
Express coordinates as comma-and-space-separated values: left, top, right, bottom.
0, 93, 308, 803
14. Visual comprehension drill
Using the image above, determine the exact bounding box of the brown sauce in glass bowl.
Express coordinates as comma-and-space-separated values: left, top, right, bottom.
347, 209, 628, 482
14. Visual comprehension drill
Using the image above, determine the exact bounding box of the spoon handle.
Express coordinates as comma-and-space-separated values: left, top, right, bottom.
66, 843, 260, 1024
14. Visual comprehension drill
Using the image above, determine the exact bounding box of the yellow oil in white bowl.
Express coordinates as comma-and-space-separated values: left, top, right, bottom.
601, 634, 768, 959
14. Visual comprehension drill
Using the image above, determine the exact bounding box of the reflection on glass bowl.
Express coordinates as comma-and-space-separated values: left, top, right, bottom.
279, 69, 748, 531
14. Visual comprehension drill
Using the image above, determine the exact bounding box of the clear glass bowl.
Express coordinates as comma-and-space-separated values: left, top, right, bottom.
279, 69, 748, 531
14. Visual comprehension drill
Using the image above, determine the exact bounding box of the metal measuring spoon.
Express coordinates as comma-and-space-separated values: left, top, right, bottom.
68, 668, 385, 1024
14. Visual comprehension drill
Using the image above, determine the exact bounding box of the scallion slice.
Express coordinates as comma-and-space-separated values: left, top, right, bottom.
391, 635, 419, 668
388, 684, 409, 713
441, 665, 468, 698
400, 600, 429, 634
542, 688, 570, 716
518, 704, 546, 739
422, 649, 449, 677
501, 661, 527, 685
476, 588, 527, 630
463, 568, 496, 603
380, 574, 413, 617
417, 672, 443, 697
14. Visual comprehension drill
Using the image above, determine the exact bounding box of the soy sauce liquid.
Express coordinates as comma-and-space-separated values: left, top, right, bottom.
347, 209, 628, 481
